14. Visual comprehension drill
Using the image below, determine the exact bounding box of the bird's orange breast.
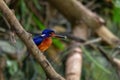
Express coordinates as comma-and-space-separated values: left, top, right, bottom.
38, 37, 52, 52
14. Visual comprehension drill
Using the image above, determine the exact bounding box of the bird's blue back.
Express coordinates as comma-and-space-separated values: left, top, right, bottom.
33, 29, 55, 46
33, 35, 44, 46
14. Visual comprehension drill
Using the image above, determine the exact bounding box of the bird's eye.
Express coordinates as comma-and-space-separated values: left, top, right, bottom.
50, 32, 55, 37
50, 32, 53, 35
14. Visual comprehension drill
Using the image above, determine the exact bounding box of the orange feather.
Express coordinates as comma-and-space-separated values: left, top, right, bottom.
38, 37, 52, 52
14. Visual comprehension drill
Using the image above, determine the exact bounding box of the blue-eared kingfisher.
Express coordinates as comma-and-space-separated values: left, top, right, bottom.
33, 29, 66, 52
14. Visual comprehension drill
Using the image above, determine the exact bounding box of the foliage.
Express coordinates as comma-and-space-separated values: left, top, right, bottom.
113, 0, 120, 23
0, 0, 120, 80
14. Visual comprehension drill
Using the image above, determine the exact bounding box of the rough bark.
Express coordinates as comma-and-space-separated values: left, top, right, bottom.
0, 0, 65, 80
0, 57, 6, 80
66, 23, 88, 80
47, 0, 120, 47
66, 48, 82, 80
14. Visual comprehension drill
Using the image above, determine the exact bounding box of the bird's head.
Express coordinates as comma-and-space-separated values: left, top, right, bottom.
41, 29, 66, 39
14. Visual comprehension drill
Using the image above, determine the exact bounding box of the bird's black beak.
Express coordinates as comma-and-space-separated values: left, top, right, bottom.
54, 34, 67, 39
51, 33, 67, 39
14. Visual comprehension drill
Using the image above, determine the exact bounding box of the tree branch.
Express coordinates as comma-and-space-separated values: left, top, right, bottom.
47, 0, 120, 47
66, 22, 88, 80
0, 0, 65, 80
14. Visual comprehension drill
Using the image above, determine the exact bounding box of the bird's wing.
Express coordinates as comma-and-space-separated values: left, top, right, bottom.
33, 35, 43, 45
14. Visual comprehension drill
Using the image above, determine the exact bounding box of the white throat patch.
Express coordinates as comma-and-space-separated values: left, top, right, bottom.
41, 34, 46, 37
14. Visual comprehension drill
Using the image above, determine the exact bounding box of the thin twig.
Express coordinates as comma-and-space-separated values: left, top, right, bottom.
97, 47, 120, 79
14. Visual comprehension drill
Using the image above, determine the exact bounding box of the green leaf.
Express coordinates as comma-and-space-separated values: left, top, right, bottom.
34, 63, 46, 79
82, 47, 111, 74
32, 15, 45, 30
53, 38, 64, 50
112, 7, 120, 23
25, 14, 32, 30
7, 60, 18, 75
20, 0, 27, 18
32, 0, 42, 10
113, 0, 120, 23
114, 0, 120, 8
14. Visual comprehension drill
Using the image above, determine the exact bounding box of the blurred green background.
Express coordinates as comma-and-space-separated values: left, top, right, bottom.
0, 0, 120, 80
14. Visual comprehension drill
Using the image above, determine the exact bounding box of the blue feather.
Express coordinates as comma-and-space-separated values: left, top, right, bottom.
33, 35, 44, 45
33, 29, 55, 45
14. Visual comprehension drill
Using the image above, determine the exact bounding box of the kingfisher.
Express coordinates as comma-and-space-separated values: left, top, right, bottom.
33, 29, 66, 52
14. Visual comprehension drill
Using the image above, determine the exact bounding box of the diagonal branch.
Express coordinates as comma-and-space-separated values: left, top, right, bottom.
47, 0, 120, 47
0, 0, 65, 80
